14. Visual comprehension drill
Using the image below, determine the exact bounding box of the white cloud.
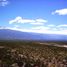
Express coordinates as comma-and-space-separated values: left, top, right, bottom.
32, 26, 50, 30
9, 16, 35, 24
14, 25, 19, 28
35, 18, 47, 23
30, 22, 44, 25
57, 24, 67, 27
0, 0, 9, 6
56, 24, 67, 31
47, 24, 55, 27
10, 27, 67, 35
52, 8, 67, 15
9, 16, 47, 25
0, 26, 4, 29
1, 25, 67, 35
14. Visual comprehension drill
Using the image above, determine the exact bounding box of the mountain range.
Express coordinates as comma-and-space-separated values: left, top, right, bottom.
0, 29, 67, 41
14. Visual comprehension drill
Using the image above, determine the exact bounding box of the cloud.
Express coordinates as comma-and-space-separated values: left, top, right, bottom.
57, 24, 67, 31
31, 26, 50, 30
57, 24, 67, 27
9, 16, 35, 24
52, 8, 67, 15
30, 22, 44, 25
35, 18, 47, 23
1, 25, 67, 35
0, 0, 9, 6
0, 26, 4, 29
9, 16, 47, 25
47, 24, 56, 27
9, 27, 67, 35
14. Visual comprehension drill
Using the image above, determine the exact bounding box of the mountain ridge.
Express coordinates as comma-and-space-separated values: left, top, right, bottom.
0, 29, 67, 41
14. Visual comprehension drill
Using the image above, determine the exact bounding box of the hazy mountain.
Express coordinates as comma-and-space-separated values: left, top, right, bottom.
0, 29, 67, 41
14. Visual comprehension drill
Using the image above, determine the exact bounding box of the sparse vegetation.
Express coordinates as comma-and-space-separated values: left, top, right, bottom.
0, 41, 67, 67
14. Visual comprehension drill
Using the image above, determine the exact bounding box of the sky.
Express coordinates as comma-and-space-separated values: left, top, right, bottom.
0, 0, 67, 35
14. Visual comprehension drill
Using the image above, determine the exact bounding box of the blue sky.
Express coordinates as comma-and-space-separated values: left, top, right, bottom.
0, 0, 67, 35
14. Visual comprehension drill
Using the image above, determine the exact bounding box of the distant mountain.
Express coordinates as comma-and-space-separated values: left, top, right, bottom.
0, 29, 67, 41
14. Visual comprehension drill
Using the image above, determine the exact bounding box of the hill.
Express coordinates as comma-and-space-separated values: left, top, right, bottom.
0, 29, 67, 41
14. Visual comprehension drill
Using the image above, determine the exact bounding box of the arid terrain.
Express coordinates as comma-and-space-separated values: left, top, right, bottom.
0, 41, 67, 67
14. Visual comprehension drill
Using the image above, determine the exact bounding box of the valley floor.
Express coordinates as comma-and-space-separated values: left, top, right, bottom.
0, 41, 67, 67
